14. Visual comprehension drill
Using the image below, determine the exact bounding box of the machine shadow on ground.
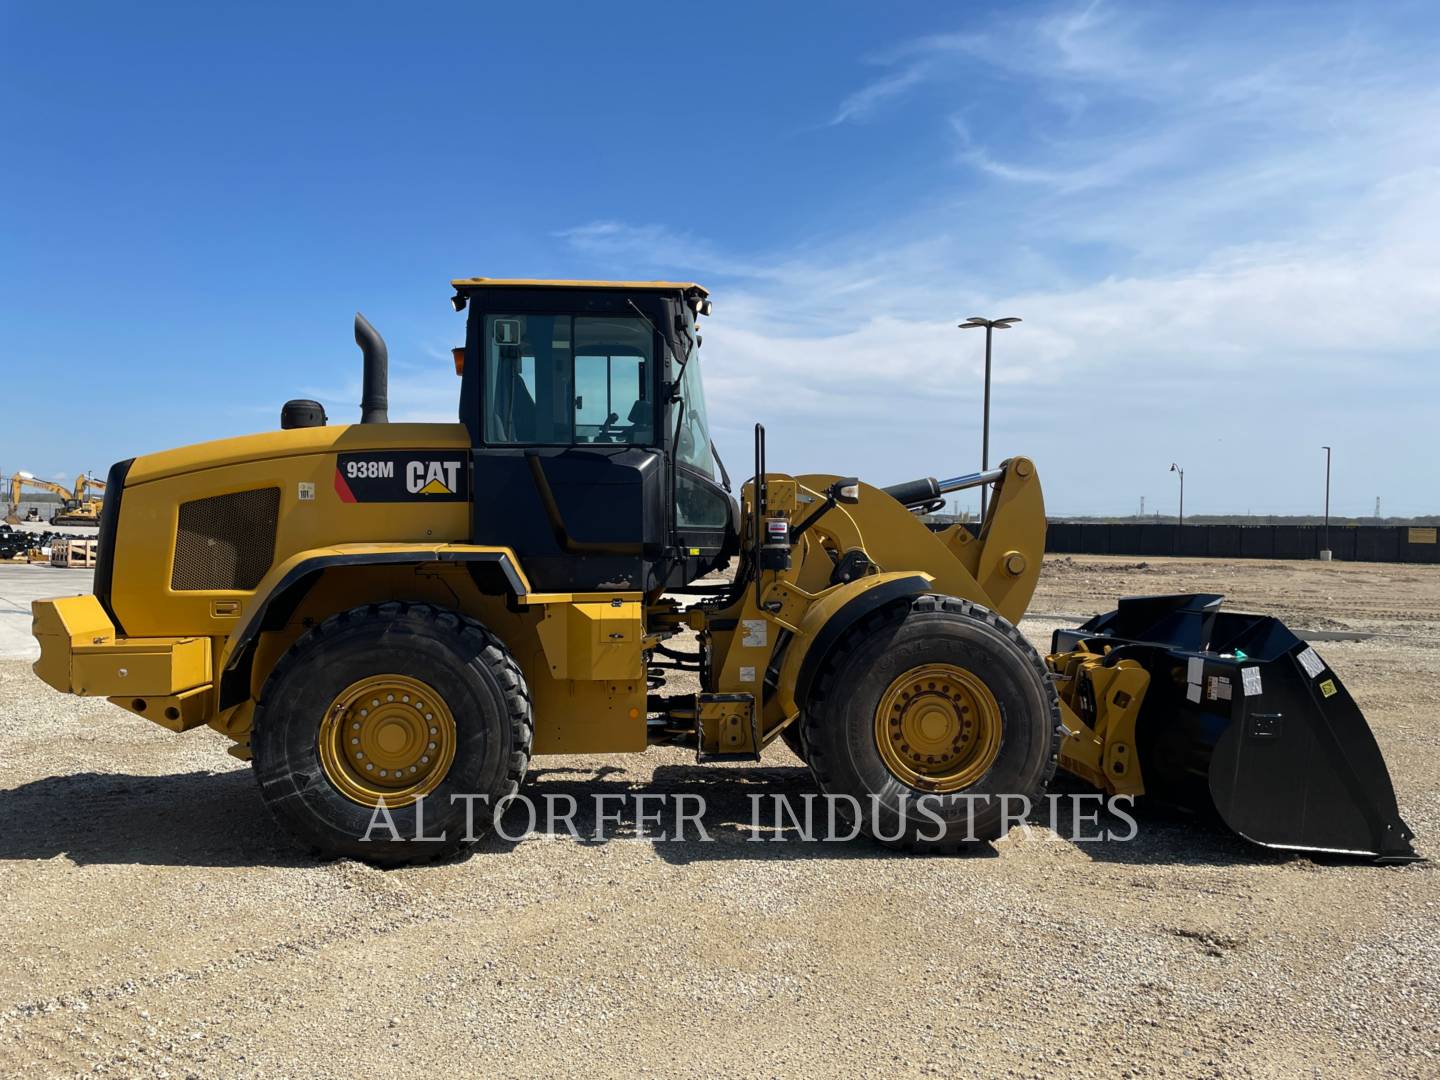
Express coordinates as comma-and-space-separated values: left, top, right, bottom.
0, 760, 1281, 869
0, 768, 305, 868
513, 763, 1275, 868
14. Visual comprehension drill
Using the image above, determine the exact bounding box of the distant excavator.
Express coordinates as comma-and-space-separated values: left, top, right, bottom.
5, 471, 105, 525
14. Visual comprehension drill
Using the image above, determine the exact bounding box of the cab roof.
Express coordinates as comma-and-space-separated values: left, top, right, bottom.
451, 277, 708, 297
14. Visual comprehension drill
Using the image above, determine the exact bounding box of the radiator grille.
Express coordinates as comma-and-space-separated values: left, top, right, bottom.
171, 487, 280, 591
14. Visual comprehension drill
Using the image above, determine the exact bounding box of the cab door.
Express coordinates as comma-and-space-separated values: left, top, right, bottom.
467, 309, 669, 592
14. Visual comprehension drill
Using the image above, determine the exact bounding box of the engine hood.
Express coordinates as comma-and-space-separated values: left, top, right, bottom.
125, 423, 470, 485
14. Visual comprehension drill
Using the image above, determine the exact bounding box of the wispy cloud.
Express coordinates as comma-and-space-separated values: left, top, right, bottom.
829, 63, 929, 125
546, 174, 1440, 514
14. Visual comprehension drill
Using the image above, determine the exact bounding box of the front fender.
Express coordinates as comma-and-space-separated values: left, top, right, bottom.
775, 571, 933, 716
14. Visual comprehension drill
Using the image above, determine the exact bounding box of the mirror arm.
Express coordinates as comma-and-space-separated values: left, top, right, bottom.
789, 494, 838, 544
791, 477, 860, 543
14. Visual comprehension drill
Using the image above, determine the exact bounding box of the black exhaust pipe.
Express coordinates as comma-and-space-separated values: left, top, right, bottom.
355, 312, 389, 424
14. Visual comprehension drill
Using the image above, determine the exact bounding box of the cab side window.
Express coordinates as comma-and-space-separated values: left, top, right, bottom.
483, 314, 653, 445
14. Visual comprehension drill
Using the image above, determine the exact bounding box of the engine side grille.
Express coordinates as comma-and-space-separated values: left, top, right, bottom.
171, 487, 281, 591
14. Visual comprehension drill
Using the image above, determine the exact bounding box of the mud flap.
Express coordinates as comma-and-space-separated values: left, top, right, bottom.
1055, 594, 1418, 863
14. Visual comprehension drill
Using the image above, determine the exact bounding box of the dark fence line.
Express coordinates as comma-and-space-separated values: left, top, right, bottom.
1043, 522, 1440, 564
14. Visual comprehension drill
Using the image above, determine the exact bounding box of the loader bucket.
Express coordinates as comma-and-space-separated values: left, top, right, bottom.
1053, 595, 1419, 862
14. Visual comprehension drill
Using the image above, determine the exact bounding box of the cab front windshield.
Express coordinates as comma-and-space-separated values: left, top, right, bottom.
672, 342, 716, 479
671, 330, 732, 531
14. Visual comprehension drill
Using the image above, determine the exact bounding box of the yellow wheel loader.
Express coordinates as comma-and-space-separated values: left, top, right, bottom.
30, 279, 1417, 865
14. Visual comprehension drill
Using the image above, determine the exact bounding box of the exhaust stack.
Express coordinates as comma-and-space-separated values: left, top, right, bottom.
355, 312, 389, 424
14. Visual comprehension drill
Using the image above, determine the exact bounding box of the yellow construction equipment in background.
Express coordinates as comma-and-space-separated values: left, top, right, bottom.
28, 279, 1417, 865
59, 474, 106, 525
5, 471, 104, 525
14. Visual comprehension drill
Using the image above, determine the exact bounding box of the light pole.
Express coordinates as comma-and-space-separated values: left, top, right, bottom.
1169, 463, 1184, 526
1321, 445, 1332, 560
959, 315, 1021, 520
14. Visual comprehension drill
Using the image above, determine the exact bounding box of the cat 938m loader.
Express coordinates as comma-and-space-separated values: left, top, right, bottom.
31, 279, 1418, 865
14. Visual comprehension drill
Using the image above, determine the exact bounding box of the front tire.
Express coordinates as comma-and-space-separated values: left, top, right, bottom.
251, 602, 532, 866
802, 594, 1060, 851
779, 720, 807, 762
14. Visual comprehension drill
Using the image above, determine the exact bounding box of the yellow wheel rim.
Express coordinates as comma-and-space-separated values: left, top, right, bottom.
317, 674, 457, 808
873, 663, 1002, 793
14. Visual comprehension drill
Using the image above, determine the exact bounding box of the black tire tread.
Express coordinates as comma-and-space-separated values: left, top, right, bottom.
252, 601, 532, 866
801, 593, 1062, 853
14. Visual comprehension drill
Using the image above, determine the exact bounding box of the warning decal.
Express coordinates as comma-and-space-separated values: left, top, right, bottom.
741, 620, 768, 648
1241, 666, 1264, 697
1296, 646, 1325, 679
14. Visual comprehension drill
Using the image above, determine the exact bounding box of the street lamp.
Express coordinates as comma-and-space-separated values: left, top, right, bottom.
959, 315, 1021, 520
1321, 446, 1332, 560
1169, 463, 1184, 526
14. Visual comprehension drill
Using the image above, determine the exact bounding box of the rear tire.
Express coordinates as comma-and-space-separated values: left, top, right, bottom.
251, 602, 532, 866
802, 594, 1060, 851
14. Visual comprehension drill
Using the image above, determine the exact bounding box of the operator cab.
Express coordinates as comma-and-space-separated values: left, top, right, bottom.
453, 278, 738, 593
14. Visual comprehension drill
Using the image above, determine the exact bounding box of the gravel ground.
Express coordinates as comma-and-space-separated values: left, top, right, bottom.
1, 555, 1436, 1078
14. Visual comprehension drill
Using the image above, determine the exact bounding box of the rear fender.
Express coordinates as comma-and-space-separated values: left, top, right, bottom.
216, 543, 528, 709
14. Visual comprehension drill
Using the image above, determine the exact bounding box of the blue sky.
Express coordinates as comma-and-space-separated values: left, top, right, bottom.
3, 1, 1437, 516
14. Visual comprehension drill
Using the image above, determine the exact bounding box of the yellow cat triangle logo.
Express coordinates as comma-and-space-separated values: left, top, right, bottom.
418, 478, 453, 495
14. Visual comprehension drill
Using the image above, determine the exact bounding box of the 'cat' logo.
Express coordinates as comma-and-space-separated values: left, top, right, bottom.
407, 460, 460, 495
334, 452, 468, 503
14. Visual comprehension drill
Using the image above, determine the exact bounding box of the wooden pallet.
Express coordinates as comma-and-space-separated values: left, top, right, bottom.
49, 538, 97, 568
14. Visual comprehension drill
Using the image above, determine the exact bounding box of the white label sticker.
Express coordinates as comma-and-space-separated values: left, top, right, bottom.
1296, 646, 1325, 679
298, 481, 315, 502
741, 619, 768, 648
1241, 666, 1263, 697
1207, 675, 1232, 701
1187, 656, 1204, 684
1186, 682, 1202, 704
739, 666, 757, 683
